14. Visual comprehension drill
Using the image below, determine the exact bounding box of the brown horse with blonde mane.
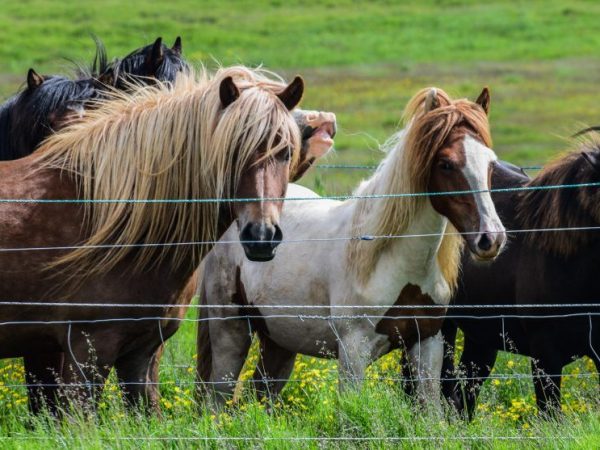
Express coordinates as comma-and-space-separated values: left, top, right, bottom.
0, 66, 305, 414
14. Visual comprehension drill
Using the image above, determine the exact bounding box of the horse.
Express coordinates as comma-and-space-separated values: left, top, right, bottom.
0, 66, 304, 415
104, 37, 188, 90
123, 108, 338, 414
196, 87, 507, 408
0, 37, 185, 162
442, 135, 600, 417
0, 69, 102, 160
24, 107, 336, 416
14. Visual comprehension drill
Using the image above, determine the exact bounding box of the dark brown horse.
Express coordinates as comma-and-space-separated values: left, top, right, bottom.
0, 66, 304, 414
442, 137, 600, 417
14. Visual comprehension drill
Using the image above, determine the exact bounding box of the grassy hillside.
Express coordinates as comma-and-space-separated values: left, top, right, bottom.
2, 1, 600, 72
1, 1, 600, 447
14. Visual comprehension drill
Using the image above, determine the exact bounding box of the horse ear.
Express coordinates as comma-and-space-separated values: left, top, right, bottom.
219, 76, 240, 108
582, 151, 600, 171
172, 36, 182, 55
277, 76, 304, 111
147, 37, 164, 71
475, 87, 491, 115
97, 67, 115, 86
27, 68, 44, 90
424, 88, 440, 113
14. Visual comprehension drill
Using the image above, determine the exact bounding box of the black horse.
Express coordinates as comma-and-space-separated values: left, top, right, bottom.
105, 37, 188, 89
0, 37, 187, 161
442, 140, 600, 418
0, 69, 102, 160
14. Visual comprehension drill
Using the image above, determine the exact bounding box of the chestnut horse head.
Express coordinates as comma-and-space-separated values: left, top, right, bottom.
37, 66, 303, 278
413, 87, 506, 260
220, 75, 304, 261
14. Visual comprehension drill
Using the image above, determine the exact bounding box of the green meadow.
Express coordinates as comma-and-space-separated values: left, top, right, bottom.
1, 0, 600, 447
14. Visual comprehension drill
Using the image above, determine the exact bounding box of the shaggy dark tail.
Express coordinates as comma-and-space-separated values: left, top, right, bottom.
196, 277, 212, 390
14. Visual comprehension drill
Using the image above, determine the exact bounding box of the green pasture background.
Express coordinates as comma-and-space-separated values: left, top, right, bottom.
1, 0, 600, 447
3, 0, 600, 190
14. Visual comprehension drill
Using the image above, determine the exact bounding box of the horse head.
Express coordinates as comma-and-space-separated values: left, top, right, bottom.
4, 69, 101, 158
424, 87, 506, 260
218, 74, 305, 261
289, 109, 336, 181
107, 36, 188, 89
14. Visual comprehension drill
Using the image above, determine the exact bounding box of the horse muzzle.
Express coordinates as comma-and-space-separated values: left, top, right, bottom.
467, 229, 506, 262
239, 222, 283, 262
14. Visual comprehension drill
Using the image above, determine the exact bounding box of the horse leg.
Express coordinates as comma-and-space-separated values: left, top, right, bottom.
440, 319, 458, 406
252, 333, 296, 402
59, 327, 116, 413
337, 325, 377, 392
405, 331, 444, 409
400, 348, 416, 397
114, 343, 164, 414
196, 317, 253, 408
529, 337, 564, 416
24, 352, 64, 415
455, 337, 497, 420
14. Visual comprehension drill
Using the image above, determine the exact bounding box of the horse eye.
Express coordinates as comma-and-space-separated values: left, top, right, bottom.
439, 161, 454, 171
276, 149, 291, 162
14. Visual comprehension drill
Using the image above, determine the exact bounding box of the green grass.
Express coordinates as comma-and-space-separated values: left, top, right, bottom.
2, 0, 600, 447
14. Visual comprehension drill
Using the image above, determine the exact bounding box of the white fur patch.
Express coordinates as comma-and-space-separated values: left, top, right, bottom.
461, 135, 503, 234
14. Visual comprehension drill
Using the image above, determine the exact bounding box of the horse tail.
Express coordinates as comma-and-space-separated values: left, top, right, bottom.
196, 270, 212, 386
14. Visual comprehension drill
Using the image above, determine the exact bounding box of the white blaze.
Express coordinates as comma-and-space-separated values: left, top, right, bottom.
461, 135, 504, 235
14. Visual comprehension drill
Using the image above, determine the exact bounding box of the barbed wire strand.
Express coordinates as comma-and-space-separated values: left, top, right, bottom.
0, 301, 598, 309
1, 179, 598, 204
0, 312, 597, 326
3, 223, 600, 253
3, 370, 597, 390
315, 164, 544, 171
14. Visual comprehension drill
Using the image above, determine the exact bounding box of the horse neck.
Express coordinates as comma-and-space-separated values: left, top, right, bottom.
371, 199, 447, 281
353, 129, 426, 240
348, 130, 448, 285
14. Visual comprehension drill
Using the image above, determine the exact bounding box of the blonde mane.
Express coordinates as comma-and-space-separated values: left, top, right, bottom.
35, 66, 301, 279
348, 87, 490, 288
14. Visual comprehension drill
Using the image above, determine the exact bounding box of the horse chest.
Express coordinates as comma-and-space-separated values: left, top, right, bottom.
374, 283, 445, 349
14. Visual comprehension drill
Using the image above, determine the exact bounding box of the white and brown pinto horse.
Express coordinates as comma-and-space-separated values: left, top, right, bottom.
196, 87, 506, 407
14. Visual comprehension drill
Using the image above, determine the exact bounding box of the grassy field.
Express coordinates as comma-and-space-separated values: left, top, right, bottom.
1, 0, 600, 447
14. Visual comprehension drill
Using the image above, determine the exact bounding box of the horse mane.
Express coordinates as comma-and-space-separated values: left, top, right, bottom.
73, 35, 110, 79
517, 136, 600, 256
112, 40, 188, 86
348, 87, 489, 288
0, 75, 100, 160
35, 66, 301, 280
0, 97, 17, 158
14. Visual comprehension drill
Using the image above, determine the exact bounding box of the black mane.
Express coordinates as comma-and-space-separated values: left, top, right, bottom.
517, 139, 600, 256
111, 37, 188, 89
0, 75, 101, 160
0, 36, 188, 161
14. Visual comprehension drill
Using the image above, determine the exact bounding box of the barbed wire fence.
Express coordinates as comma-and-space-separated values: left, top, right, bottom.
0, 163, 599, 443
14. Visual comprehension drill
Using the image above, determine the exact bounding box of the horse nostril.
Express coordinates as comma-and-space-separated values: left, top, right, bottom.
240, 222, 281, 244
239, 222, 283, 262
477, 233, 493, 252
240, 223, 254, 244
273, 225, 283, 244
